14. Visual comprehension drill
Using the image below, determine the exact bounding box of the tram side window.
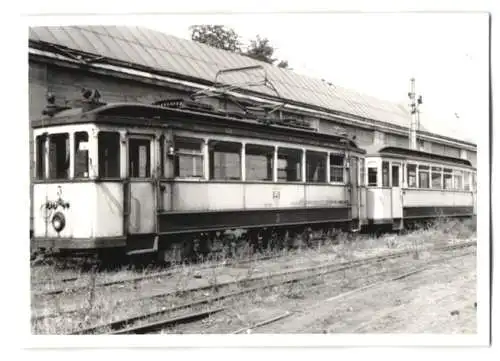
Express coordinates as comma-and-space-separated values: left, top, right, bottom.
407, 164, 417, 188
391, 164, 400, 187
418, 165, 430, 189
472, 172, 477, 191
35, 135, 46, 179
209, 141, 241, 180
48, 133, 69, 180
277, 148, 302, 182
382, 161, 390, 187
453, 171, 463, 190
174, 137, 203, 178
129, 138, 151, 178
359, 158, 365, 186
306, 151, 327, 183
464, 171, 471, 191
431, 167, 443, 189
74, 132, 89, 178
98, 132, 120, 178
368, 167, 378, 187
330, 154, 344, 183
246, 144, 273, 181
443, 168, 453, 190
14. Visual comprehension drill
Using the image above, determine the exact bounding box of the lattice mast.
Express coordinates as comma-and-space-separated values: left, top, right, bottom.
407, 77, 423, 150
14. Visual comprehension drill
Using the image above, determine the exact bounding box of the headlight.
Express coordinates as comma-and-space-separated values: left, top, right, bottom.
51, 212, 66, 232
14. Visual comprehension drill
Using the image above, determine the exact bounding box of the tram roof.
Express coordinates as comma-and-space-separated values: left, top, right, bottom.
32, 102, 364, 152
364, 145, 473, 167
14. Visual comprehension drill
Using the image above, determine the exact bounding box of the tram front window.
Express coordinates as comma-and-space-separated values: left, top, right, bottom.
48, 133, 69, 180
74, 132, 89, 178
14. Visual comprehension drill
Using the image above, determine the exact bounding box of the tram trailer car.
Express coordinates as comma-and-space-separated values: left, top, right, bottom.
31, 93, 367, 261
363, 145, 477, 231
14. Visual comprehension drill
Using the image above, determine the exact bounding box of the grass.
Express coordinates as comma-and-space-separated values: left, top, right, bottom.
31, 217, 476, 334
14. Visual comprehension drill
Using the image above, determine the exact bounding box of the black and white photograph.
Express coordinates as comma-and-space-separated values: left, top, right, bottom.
11, 0, 495, 352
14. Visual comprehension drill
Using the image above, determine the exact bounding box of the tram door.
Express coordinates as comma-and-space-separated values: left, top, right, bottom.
126, 135, 156, 235
391, 163, 403, 219
349, 156, 361, 230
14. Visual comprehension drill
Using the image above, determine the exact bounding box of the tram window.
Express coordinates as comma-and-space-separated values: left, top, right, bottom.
368, 167, 378, 187
98, 132, 120, 178
472, 172, 477, 191
431, 166, 443, 189
382, 161, 390, 187
174, 137, 203, 178
418, 165, 430, 189
443, 168, 453, 190
277, 148, 302, 182
246, 144, 273, 181
330, 154, 344, 183
209, 141, 241, 180
306, 151, 327, 183
464, 171, 471, 191
454, 171, 463, 190
35, 135, 46, 179
407, 164, 417, 188
391, 165, 400, 187
359, 158, 365, 186
48, 133, 69, 180
74, 132, 89, 178
129, 138, 151, 178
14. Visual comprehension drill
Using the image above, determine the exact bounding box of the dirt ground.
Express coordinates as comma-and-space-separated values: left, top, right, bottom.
167, 249, 476, 334
255, 251, 477, 334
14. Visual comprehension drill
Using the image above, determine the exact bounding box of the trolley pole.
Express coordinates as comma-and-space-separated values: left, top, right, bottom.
408, 78, 423, 150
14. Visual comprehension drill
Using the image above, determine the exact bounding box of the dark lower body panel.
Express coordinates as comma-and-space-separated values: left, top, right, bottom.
158, 207, 351, 234
403, 206, 474, 219
31, 236, 127, 251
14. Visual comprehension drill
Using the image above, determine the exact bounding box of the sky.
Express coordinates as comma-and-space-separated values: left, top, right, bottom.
141, 12, 489, 144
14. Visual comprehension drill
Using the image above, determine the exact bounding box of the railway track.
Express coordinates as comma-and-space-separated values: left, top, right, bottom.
55, 240, 476, 335
32, 252, 291, 294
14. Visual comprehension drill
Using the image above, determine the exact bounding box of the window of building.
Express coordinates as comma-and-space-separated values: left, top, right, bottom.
382, 161, 390, 187
277, 148, 302, 182
407, 164, 417, 188
368, 167, 378, 187
35, 134, 46, 179
391, 164, 400, 187
443, 168, 453, 190
98, 132, 120, 178
129, 138, 151, 178
245, 144, 273, 181
174, 137, 203, 178
454, 171, 463, 190
209, 141, 241, 180
418, 165, 430, 188
431, 166, 443, 189
48, 133, 69, 180
329, 154, 344, 183
74, 132, 89, 178
306, 151, 327, 183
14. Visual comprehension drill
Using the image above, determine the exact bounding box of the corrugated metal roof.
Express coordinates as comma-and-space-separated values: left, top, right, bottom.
28, 25, 474, 144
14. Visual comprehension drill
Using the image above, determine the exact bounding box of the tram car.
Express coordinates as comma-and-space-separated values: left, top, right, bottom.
31, 89, 367, 261
362, 145, 477, 231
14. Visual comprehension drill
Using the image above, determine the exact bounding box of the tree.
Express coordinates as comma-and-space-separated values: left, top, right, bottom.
244, 35, 289, 69
189, 25, 242, 52
277, 60, 289, 69
190, 26, 290, 69
244, 35, 276, 64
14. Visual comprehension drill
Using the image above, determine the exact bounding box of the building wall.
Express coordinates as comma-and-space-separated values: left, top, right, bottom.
29, 60, 478, 175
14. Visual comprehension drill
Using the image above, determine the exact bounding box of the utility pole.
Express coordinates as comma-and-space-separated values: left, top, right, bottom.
408, 78, 423, 150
